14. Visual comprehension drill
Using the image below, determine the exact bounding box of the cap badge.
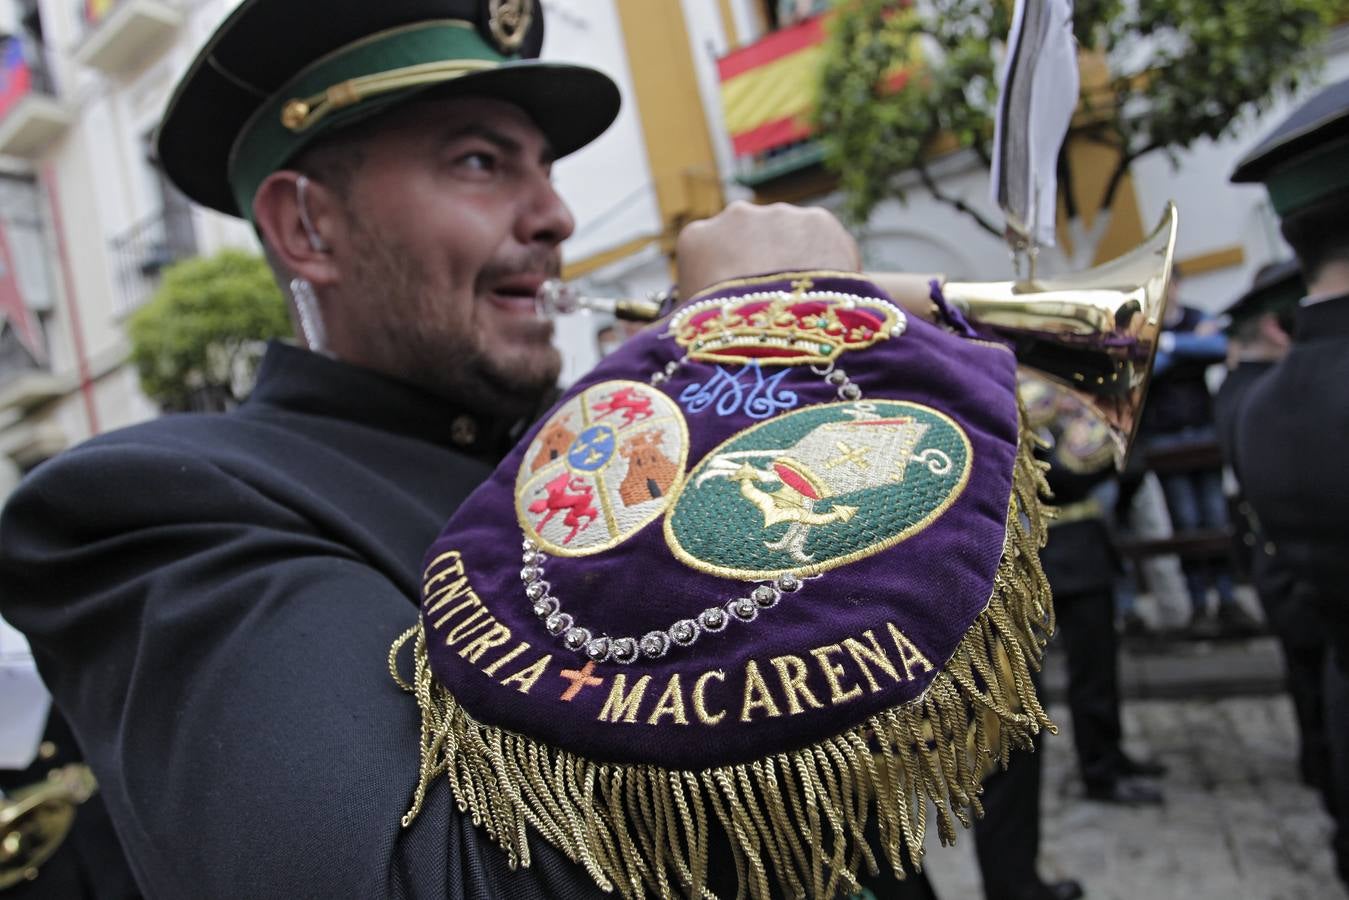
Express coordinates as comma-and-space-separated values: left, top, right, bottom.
488, 0, 534, 53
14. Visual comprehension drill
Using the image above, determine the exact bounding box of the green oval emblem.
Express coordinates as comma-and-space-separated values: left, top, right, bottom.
664, 400, 972, 579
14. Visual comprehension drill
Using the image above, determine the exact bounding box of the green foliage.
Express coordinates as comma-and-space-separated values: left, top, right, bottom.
817, 0, 1348, 228
127, 249, 290, 412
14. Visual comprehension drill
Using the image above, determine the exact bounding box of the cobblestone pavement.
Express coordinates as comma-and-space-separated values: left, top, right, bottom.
923, 695, 1344, 900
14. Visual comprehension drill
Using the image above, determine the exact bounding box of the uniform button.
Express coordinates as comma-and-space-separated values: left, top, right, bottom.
38, 741, 57, 760
1264, 541, 1277, 556
450, 415, 479, 448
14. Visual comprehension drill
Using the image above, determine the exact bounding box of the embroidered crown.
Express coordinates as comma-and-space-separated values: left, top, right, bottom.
668, 283, 907, 366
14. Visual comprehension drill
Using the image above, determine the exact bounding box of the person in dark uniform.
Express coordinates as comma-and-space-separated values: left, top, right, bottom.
1213, 261, 1331, 802
1229, 76, 1349, 887
1138, 272, 1258, 637
0, 2, 943, 897
971, 721, 1085, 900
0, 4, 622, 895
1022, 374, 1166, 807
1213, 261, 1299, 450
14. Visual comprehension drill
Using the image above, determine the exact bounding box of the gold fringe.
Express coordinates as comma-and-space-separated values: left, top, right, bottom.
391, 419, 1055, 899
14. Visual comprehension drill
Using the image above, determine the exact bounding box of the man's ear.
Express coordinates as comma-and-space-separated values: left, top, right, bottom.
253, 171, 340, 287
1259, 312, 1292, 349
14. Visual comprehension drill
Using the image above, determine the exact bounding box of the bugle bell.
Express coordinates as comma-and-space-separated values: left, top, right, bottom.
540, 202, 1178, 469
930, 201, 1177, 467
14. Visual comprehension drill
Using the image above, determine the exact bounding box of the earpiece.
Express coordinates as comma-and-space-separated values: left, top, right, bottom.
295, 175, 330, 253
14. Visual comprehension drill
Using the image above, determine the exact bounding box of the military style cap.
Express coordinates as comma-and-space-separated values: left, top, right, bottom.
1230, 76, 1349, 217
393, 272, 1057, 898
156, 0, 621, 220
1221, 259, 1305, 333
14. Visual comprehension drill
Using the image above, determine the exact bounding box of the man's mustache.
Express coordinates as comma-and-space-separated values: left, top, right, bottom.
476, 251, 562, 289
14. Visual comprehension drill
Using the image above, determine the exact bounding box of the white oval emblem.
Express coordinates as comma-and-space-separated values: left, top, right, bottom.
516, 380, 689, 556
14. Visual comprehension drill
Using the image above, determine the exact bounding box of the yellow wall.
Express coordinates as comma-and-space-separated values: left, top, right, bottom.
1056, 137, 1146, 265
614, 0, 725, 255
1058, 51, 1145, 264
717, 0, 739, 47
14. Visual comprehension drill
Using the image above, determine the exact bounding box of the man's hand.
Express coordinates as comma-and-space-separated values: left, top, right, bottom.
675, 202, 861, 301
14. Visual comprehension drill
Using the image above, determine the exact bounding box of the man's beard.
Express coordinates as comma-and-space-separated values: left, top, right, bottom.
344, 223, 561, 419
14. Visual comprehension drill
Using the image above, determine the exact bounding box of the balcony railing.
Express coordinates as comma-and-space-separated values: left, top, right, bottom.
0, 35, 70, 158
109, 206, 197, 317
74, 0, 182, 75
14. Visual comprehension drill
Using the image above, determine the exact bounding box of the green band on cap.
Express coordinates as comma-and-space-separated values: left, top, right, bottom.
228, 20, 511, 220
1265, 135, 1349, 217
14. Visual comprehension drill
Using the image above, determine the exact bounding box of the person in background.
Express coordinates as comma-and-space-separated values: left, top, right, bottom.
596, 319, 644, 358
596, 323, 620, 357
1139, 270, 1260, 637
1230, 77, 1349, 885
1022, 373, 1166, 807
1213, 260, 1331, 807
0, 2, 869, 896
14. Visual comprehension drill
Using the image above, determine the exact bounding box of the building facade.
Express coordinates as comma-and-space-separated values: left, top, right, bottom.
0, 0, 1343, 497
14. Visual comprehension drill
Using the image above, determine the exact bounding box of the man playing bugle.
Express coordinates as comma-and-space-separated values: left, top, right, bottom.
0, 1, 1078, 897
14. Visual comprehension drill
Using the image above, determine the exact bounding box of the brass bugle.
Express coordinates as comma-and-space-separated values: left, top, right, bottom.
540, 202, 1178, 468
536, 279, 669, 322
940, 202, 1177, 467
0, 764, 97, 889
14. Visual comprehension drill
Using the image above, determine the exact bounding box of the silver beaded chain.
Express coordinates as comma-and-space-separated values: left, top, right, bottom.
520, 539, 805, 664
810, 361, 864, 400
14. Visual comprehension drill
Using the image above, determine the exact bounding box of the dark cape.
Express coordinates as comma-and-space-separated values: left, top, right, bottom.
1235, 295, 1349, 659
0, 342, 610, 899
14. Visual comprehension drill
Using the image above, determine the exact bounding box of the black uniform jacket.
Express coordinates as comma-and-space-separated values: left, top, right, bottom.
0, 343, 609, 899
1214, 361, 1273, 462
1216, 361, 1322, 647
1039, 439, 1117, 598
1236, 295, 1349, 658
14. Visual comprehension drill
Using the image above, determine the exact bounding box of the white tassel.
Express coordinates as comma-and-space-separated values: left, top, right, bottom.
990, 0, 1080, 252
290, 277, 328, 354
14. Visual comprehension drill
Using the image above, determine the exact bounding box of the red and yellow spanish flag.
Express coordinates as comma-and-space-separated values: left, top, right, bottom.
717, 12, 918, 160
717, 15, 828, 158
85, 0, 116, 25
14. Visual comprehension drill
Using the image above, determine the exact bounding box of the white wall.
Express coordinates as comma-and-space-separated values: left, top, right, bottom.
3, 0, 259, 448
671, 6, 1349, 317
542, 0, 666, 384
1132, 37, 1349, 315
10, 0, 1348, 452
544, 0, 662, 265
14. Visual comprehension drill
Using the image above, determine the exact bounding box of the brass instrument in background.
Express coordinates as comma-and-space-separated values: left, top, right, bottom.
540, 202, 1178, 469
0, 764, 96, 890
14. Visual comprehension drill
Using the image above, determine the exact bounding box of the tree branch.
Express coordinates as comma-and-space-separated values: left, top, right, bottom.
913, 159, 1003, 238
1057, 144, 1078, 221
971, 139, 992, 170
1100, 140, 1161, 211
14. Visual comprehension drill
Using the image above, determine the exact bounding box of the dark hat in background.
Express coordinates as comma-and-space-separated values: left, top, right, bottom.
155, 0, 621, 220
1230, 76, 1349, 217
1221, 258, 1305, 334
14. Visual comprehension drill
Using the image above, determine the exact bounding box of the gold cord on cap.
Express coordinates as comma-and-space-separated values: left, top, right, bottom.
280, 58, 499, 132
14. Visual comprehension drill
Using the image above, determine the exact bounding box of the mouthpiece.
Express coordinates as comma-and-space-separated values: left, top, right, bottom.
536, 279, 667, 322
